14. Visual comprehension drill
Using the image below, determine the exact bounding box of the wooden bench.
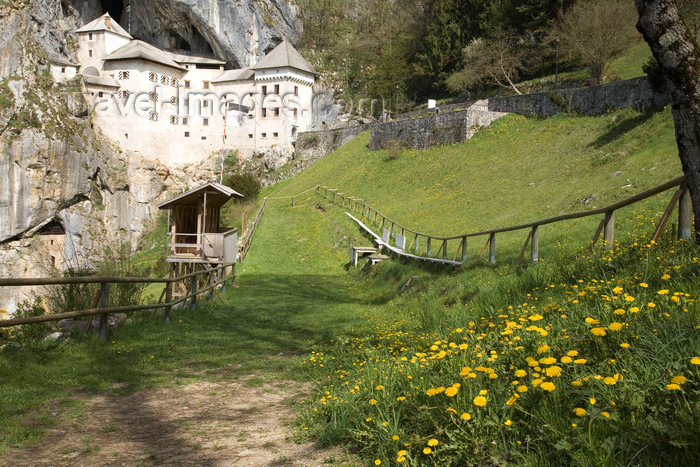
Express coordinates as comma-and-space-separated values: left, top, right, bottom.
368, 253, 391, 265
351, 246, 378, 266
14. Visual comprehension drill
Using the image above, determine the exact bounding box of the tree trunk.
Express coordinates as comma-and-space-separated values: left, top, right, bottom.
636, 0, 700, 243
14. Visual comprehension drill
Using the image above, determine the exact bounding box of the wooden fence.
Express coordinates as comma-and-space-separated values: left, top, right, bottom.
0, 262, 235, 339
315, 175, 691, 265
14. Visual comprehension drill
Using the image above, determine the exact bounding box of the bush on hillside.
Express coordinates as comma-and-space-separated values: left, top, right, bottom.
223, 172, 261, 202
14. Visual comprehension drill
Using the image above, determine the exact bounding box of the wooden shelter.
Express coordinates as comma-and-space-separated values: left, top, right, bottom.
157, 183, 242, 297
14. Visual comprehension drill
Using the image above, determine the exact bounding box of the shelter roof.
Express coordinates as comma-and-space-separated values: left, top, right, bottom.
105, 40, 186, 70
252, 40, 316, 75
157, 182, 243, 210
75, 13, 132, 39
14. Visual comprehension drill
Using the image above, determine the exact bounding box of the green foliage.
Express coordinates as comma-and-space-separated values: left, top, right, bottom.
223, 172, 261, 202
45, 268, 99, 317
6, 297, 51, 345
643, 56, 669, 96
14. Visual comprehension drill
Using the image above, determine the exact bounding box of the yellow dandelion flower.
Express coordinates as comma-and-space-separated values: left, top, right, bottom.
612, 286, 623, 294
624, 295, 635, 302
504, 420, 513, 426
590, 327, 607, 336
661, 273, 671, 280
585, 317, 600, 325
397, 456, 406, 463
609, 322, 623, 331
537, 345, 550, 354
573, 407, 586, 417
392, 435, 400, 440
515, 369, 527, 377
640, 283, 648, 288
620, 343, 630, 349
541, 381, 556, 392
445, 408, 457, 414
397, 396, 406, 401
473, 396, 487, 407
601, 411, 610, 418
461, 412, 472, 420
517, 385, 528, 393
545, 366, 563, 377
603, 377, 617, 385
428, 439, 438, 447
571, 380, 582, 386
671, 296, 680, 302
480, 389, 488, 395
590, 398, 597, 405
375, 460, 381, 465
423, 447, 432, 455
567, 350, 579, 357
369, 399, 377, 405
630, 307, 639, 313
426, 388, 437, 396
667, 383, 681, 390
398, 450, 407, 456
613, 308, 626, 315
539, 357, 557, 365
671, 375, 688, 385
658, 289, 670, 295
691, 357, 700, 365
445, 386, 459, 397
376, 385, 384, 390
648, 302, 656, 308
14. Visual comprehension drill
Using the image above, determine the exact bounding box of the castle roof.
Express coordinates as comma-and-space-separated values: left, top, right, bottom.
75, 13, 132, 39
83, 74, 120, 88
49, 56, 78, 67
252, 40, 316, 75
168, 52, 226, 66
213, 67, 255, 83
104, 40, 186, 71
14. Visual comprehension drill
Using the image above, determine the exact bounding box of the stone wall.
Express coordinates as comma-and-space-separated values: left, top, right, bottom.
369, 101, 507, 150
488, 77, 668, 116
295, 124, 371, 159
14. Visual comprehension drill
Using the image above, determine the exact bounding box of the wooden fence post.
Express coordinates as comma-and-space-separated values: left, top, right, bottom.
427, 237, 432, 257
98, 282, 110, 341
461, 236, 467, 262
604, 210, 615, 250
164, 280, 172, 322
489, 233, 496, 264
531, 225, 539, 263
678, 182, 692, 240
442, 239, 448, 260
190, 273, 198, 310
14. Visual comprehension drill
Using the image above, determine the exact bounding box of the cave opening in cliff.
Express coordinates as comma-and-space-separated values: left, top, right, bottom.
100, 0, 123, 22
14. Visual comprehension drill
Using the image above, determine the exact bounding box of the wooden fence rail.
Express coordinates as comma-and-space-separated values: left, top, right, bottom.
0, 262, 235, 339
316, 175, 691, 266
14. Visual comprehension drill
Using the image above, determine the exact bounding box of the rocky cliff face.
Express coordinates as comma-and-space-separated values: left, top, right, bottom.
0, 0, 301, 314
65, 0, 300, 67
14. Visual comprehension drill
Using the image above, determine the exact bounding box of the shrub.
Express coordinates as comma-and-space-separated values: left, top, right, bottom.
223, 172, 261, 202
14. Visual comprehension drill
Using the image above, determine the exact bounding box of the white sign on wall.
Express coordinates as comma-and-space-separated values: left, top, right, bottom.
428, 99, 436, 109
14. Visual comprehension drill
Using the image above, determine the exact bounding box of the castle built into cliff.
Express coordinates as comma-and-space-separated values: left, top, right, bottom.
64, 13, 316, 164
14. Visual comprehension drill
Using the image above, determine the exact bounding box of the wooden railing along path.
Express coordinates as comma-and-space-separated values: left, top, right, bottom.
315, 176, 691, 265
0, 263, 235, 339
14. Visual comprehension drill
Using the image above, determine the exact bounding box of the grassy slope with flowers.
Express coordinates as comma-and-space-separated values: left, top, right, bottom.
255, 107, 700, 465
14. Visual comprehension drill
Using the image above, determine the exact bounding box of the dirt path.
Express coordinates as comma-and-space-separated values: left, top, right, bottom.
1, 377, 350, 466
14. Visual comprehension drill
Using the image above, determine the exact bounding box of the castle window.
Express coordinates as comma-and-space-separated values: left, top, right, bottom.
273, 132, 278, 138
203, 100, 209, 108
89, 33, 93, 40
293, 108, 298, 118
185, 131, 190, 137
294, 86, 298, 97
201, 136, 206, 140
274, 84, 280, 94
261, 132, 267, 138
172, 79, 179, 87
148, 91, 158, 102
274, 108, 280, 117
184, 80, 191, 88
118, 70, 130, 80
182, 117, 188, 125
149, 72, 158, 83
202, 118, 209, 126
61, 67, 66, 73
248, 134, 253, 139
203, 81, 210, 89
98, 91, 104, 98
262, 85, 267, 95
149, 112, 159, 121
119, 90, 130, 99
262, 108, 267, 118
170, 115, 179, 125
170, 96, 179, 105
161, 75, 167, 85
88, 50, 93, 57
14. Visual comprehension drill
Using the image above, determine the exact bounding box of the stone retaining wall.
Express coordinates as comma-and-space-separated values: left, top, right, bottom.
488, 77, 668, 116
